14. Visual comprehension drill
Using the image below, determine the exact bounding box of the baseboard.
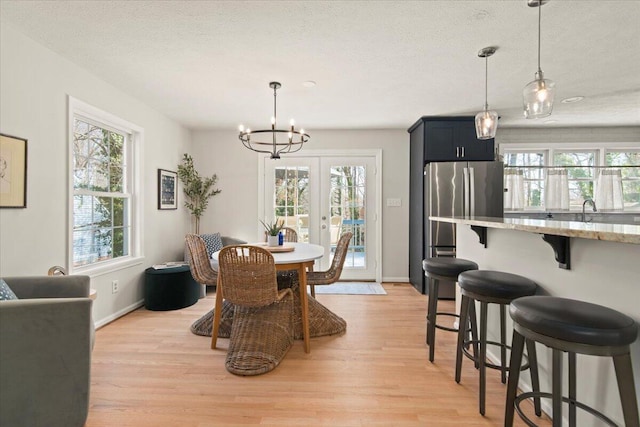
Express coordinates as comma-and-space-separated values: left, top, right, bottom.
382, 276, 409, 283
94, 299, 144, 330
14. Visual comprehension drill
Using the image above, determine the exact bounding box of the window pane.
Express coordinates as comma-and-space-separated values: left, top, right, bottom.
72, 112, 133, 268
607, 151, 640, 210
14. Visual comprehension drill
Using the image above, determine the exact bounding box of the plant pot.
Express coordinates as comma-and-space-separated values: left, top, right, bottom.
267, 235, 279, 247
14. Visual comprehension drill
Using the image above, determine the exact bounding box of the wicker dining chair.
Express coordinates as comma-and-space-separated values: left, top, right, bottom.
185, 234, 234, 344
281, 227, 298, 243
218, 245, 295, 376
308, 232, 353, 297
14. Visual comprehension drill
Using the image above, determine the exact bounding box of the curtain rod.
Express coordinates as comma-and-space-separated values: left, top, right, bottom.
504, 165, 638, 169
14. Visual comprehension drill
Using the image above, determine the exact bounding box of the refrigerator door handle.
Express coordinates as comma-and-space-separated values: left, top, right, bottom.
463, 167, 470, 217
469, 167, 476, 216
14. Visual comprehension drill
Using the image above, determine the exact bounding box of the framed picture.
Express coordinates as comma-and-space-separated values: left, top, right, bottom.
0, 133, 27, 208
157, 169, 178, 210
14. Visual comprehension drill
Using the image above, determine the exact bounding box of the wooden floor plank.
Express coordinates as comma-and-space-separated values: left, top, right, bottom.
86, 283, 550, 426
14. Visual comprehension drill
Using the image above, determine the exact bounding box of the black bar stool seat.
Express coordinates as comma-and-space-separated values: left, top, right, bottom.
423, 257, 478, 363
506, 296, 639, 427
456, 270, 541, 417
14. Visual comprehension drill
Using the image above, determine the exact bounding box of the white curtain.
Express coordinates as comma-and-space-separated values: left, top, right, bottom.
595, 168, 624, 211
504, 168, 525, 210
544, 168, 570, 210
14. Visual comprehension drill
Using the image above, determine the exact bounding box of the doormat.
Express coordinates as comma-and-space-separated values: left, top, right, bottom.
313, 282, 386, 295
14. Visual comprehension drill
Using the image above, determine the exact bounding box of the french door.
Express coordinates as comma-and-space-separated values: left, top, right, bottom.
263, 153, 379, 281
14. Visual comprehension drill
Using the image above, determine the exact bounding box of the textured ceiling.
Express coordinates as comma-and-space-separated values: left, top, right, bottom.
1, 0, 639, 131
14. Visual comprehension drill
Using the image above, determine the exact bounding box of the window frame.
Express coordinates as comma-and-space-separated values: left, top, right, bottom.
68, 97, 144, 275
502, 142, 640, 212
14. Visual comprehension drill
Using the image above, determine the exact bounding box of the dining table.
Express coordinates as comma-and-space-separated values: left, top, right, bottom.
212, 242, 324, 353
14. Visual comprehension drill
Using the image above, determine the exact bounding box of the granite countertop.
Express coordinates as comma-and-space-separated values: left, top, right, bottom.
429, 216, 640, 245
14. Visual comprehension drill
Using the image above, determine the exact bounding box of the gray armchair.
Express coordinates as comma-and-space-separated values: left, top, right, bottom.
0, 275, 93, 427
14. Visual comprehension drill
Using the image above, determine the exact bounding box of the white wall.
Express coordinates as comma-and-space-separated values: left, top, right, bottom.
456, 225, 640, 427
0, 24, 191, 326
497, 126, 640, 146
191, 129, 410, 282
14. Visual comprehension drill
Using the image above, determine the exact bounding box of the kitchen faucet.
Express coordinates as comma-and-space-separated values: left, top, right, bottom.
581, 199, 597, 222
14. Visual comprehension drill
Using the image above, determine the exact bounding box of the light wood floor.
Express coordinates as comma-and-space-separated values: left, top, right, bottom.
87, 283, 551, 426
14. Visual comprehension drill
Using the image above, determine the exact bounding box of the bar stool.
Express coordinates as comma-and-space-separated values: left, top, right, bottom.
423, 257, 478, 362
506, 296, 639, 427
455, 270, 541, 417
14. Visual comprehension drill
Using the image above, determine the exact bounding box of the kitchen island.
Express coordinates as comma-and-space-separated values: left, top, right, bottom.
429, 215, 640, 427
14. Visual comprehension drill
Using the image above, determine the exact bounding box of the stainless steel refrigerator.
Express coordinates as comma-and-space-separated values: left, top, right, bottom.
425, 161, 504, 298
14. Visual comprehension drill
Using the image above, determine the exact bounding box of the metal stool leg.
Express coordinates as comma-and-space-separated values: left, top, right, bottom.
479, 300, 488, 416
469, 300, 479, 369
552, 349, 563, 427
504, 330, 525, 427
427, 278, 440, 362
500, 304, 507, 384
455, 295, 471, 383
569, 352, 577, 427
613, 352, 640, 427
525, 338, 542, 417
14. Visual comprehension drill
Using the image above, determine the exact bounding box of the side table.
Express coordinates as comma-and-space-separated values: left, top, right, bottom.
144, 265, 200, 311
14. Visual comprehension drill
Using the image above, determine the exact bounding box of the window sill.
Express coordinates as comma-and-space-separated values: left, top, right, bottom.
71, 256, 145, 278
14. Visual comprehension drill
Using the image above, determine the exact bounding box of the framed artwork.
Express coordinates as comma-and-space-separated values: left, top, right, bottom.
157, 168, 178, 210
0, 133, 27, 208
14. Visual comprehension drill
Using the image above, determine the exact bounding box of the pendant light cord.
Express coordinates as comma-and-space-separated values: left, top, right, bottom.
484, 55, 489, 110
537, 1, 542, 73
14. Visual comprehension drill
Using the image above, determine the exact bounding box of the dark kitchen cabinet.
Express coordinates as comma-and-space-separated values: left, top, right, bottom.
407, 116, 496, 294
410, 116, 495, 163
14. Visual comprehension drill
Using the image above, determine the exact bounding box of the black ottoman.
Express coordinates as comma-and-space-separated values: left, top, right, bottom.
144, 266, 201, 311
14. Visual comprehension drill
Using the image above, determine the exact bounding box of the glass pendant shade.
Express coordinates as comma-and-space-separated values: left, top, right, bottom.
475, 46, 498, 140
475, 109, 498, 140
523, 72, 556, 119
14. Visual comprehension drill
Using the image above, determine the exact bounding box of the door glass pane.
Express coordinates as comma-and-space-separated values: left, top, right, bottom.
273, 166, 310, 241
330, 166, 366, 269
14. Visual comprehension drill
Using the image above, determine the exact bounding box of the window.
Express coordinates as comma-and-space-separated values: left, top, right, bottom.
552, 150, 597, 209
504, 151, 546, 209
69, 97, 143, 272
504, 145, 639, 212
606, 150, 640, 210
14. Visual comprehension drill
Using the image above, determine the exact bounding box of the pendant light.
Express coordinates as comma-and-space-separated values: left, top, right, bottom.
475, 46, 498, 140
523, 0, 556, 119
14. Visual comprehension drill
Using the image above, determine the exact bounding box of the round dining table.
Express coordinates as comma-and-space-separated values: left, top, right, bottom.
212, 242, 324, 353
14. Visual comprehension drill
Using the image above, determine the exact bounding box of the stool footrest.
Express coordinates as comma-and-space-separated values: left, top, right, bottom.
515, 391, 617, 427
462, 340, 531, 373
432, 312, 460, 333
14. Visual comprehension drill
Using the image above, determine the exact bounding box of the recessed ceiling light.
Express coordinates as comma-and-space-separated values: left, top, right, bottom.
302, 81, 316, 88
561, 96, 585, 104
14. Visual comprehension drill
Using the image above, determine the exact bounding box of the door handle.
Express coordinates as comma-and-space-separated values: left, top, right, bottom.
456, 147, 460, 158
462, 147, 465, 157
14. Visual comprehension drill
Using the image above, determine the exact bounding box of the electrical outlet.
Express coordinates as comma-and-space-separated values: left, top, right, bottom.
112, 280, 119, 294
386, 198, 401, 207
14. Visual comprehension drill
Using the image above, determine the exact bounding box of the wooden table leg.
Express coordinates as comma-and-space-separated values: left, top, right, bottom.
298, 263, 311, 353
211, 274, 223, 350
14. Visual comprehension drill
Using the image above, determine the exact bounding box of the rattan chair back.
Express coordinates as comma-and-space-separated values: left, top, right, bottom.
281, 227, 298, 242
308, 232, 353, 286
185, 234, 217, 285
218, 245, 279, 308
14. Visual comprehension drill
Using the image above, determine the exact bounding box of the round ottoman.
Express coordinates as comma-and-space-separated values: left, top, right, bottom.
144, 266, 201, 311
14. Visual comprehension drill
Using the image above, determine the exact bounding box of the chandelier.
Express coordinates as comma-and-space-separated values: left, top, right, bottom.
238, 82, 310, 159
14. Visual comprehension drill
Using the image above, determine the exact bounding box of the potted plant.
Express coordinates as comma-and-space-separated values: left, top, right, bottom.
261, 219, 284, 246
177, 153, 221, 234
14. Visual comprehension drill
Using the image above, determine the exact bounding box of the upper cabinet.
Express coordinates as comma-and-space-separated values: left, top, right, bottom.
408, 116, 495, 163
